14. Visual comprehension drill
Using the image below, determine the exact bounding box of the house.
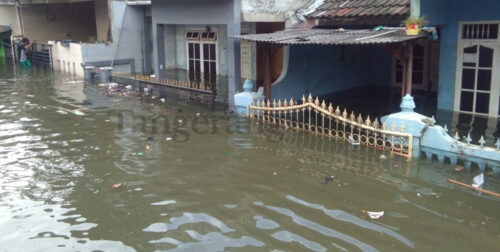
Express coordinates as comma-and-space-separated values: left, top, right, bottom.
0, 0, 148, 76
234, 0, 437, 116
420, 0, 500, 118
150, 0, 323, 105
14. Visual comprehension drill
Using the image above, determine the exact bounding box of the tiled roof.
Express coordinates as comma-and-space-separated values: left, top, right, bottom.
232, 28, 424, 46
309, 0, 409, 20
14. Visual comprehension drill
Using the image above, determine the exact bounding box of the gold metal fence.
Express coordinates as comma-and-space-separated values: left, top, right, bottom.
248, 94, 413, 158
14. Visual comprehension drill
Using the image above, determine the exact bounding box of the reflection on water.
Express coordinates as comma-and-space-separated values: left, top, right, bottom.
0, 65, 499, 251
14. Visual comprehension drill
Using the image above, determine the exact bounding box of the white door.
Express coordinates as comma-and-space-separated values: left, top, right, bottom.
455, 43, 500, 117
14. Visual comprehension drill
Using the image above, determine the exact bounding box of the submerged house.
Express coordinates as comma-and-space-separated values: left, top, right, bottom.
150, 0, 324, 104
235, 0, 433, 116
0, 0, 148, 76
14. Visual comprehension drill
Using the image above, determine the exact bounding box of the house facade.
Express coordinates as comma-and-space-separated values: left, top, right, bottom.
150, 0, 321, 104
421, 0, 500, 118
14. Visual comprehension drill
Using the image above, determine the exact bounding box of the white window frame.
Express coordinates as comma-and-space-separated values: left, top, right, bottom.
185, 30, 219, 75
454, 21, 500, 117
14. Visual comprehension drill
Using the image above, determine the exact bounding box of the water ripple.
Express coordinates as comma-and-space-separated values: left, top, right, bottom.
286, 195, 414, 248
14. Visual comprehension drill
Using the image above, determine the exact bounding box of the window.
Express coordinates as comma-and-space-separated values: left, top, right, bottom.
392, 44, 431, 90
186, 30, 218, 79
455, 22, 500, 117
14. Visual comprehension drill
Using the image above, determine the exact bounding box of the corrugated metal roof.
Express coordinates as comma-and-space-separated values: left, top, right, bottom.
309, 0, 409, 19
231, 28, 424, 46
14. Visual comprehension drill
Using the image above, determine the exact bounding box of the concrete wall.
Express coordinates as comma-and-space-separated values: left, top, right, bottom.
421, 0, 500, 111
109, 1, 144, 72
50, 41, 84, 75
0, 6, 22, 37
18, 2, 97, 42
271, 44, 392, 100
94, 0, 110, 42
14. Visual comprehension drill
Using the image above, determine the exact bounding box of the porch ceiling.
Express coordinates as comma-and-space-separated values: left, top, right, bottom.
231, 28, 425, 45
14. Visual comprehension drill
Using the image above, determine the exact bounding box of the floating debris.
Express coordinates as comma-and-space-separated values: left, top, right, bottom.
160, 98, 165, 103
366, 211, 384, 219
166, 137, 172, 141
472, 173, 484, 188
125, 85, 132, 89
321, 175, 334, 184
112, 183, 122, 189
454, 165, 464, 171
137, 152, 144, 156
347, 134, 360, 145
379, 154, 387, 160
146, 145, 150, 150
147, 136, 154, 141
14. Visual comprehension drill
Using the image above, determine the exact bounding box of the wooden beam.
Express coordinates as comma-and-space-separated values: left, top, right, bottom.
263, 43, 272, 101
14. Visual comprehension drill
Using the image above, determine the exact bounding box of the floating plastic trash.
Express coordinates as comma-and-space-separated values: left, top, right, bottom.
125, 85, 132, 89
367, 211, 384, 219
137, 152, 144, 156
166, 137, 172, 141
472, 173, 484, 188
146, 145, 150, 150
160, 98, 165, 103
147, 136, 154, 141
379, 154, 387, 160
347, 134, 360, 145
73, 110, 85, 116
455, 165, 464, 171
321, 175, 334, 184
112, 183, 122, 189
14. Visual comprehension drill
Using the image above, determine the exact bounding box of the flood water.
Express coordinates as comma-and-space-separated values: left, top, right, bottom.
0, 64, 499, 252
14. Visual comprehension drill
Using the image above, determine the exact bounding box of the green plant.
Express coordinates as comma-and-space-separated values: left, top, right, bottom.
402, 16, 426, 27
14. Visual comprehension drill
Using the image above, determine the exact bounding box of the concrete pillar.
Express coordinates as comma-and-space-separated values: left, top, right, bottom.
226, 0, 241, 107
152, 22, 166, 79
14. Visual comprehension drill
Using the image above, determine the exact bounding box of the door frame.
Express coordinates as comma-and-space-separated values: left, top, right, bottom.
454, 21, 500, 117
185, 30, 219, 75
391, 42, 431, 91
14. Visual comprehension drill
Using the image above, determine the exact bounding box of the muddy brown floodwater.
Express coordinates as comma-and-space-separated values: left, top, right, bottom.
0, 64, 499, 251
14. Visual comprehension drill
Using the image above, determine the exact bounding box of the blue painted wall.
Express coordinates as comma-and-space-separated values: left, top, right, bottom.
421, 0, 500, 111
272, 44, 392, 100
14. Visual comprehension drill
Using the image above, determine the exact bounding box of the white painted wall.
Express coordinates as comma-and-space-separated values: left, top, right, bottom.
50, 41, 84, 76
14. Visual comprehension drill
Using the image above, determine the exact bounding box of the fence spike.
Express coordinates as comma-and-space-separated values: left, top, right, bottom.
335, 106, 341, 115
314, 97, 320, 106
273, 99, 277, 107
278, 99, 282, 107
290, 97, 294, 106
321, 100, 326, 109
453, 132, 460, 141
466, 133, 472, 144
373, 117, 380, 128
342, 108, 348, 118
478, 135, 486, 147
283, 99, 288, 107
357, 113, 363, 124
349, 111, 356, 121
328, 103, 333, 113
308, 93, 313, 103
365, 116, 371, 127
302, 95, 306, 104
496, 138, 500, 149
391, 123, 396, 131
382, 122, 387, 130
251, 99, 255, 106
400, 123, 406, 133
